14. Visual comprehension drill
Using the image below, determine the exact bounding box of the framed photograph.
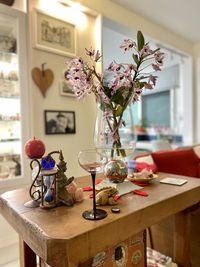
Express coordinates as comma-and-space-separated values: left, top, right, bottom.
44, 110, 76, 135
33, 9, 76, 57
60, 79, 75, 97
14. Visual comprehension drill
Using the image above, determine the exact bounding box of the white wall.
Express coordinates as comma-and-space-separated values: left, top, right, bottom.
28, 0, 100, 178
194, 44, 200, 143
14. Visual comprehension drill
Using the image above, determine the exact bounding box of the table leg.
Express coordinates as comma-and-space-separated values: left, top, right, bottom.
173, 211, 192, 267
19, 237, 37, 267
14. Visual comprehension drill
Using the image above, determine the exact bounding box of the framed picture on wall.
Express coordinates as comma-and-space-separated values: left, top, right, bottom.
59, 79, 75, 97
33, 9, 76, 57
44, 110, 76, 135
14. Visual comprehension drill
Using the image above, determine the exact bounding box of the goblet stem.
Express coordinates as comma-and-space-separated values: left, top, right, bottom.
91, 172, 96, 219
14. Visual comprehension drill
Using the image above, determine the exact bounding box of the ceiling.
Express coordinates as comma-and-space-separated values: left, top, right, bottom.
112, 0, 200, 43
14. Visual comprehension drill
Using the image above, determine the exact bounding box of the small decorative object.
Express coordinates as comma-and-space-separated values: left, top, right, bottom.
24, 137, 46, 159
56, 151, 75, 206
0, 35, 16, 53
24, 142, 75, 208
44, 110, 76, 134
74, 188, 84, 202
78, 149, 107, 220
40, 168, 57, 209
41, 154, 55, 169
32, 63, 54, 98
66, 181, 84, 202
127, 168, 158, 184
111, 207, 120, 213
104, 159, 128, 183
96, 187, 118, 206
65, 31, 164, 181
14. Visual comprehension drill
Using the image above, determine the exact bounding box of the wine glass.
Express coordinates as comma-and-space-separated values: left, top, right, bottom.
78, 149, 107, 220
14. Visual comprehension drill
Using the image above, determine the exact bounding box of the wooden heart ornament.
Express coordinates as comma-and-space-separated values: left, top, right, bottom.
32, 67, 54, 98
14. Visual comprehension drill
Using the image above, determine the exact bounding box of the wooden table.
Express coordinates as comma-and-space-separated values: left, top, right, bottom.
1, 173, 200, 267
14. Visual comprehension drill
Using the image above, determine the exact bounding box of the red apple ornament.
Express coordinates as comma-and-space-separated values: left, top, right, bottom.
24, 137, 45, 159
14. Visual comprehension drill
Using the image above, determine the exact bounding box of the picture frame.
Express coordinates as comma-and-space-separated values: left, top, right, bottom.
44, 110, 76, 135
59, 79, 75, 97
33, 9, 76, 57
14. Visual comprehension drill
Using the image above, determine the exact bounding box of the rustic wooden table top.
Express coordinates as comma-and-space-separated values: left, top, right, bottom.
1, 173, 200, 267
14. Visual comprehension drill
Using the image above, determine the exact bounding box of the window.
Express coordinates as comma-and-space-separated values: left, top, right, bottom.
142, 90, 170, 127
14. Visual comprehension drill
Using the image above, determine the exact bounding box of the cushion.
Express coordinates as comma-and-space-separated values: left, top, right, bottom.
152, 148, 200, 178
134, 154, 158, 172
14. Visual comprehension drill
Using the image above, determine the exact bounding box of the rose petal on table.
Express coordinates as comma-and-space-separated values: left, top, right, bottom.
95, 178, 103, 184
82, 186, 93, 191
132, 190, 148, 197
82, 179, 103, 191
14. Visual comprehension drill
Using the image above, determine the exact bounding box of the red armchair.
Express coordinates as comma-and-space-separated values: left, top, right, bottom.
135, 147, 200, 178
152, 148, 200, 178
134, 146, 200, 266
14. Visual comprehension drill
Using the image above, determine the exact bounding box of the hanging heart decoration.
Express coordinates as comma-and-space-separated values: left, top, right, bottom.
32, 67, 54, 98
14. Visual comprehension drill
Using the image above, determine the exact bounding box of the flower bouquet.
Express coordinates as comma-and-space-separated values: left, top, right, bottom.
65, 31, 164, 158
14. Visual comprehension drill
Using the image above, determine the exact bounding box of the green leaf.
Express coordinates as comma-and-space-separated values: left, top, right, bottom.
114, 105, 123, 117
137, 30, 145, 51
138, 76, 148, 81
111, 88, 125, 106
139, 82, 146, 88
132, 53, 139, 64
103, 86, 112, 98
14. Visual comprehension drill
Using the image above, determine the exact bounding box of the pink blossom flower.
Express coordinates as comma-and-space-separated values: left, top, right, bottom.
85, 47, 95, 57
144, 82, 153, 89
154, 51, 164, 65
148, 75, 157, 86
140, 44, 152, 57
152, 64, 161, 71
120, 39, 136, 51
125, 64, 137, 73
108, 61, 123, 72
94, 50, 101, 62
85, 47, 101, 62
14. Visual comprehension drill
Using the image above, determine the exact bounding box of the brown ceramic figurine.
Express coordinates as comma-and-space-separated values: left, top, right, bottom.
56, 151, 74, 206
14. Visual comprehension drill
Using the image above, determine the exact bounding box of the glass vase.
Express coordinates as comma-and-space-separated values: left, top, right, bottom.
94, 104, 136, 182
